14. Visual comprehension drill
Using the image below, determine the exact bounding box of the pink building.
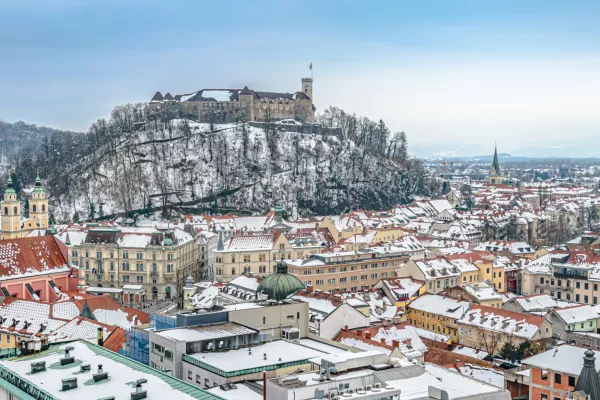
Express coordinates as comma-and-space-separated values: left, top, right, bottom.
0, 236, 79, 301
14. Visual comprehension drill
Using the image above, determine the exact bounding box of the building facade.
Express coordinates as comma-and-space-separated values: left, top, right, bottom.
287, 247, 411, 293
65, 226, 198, 302
213, 231, 325, 281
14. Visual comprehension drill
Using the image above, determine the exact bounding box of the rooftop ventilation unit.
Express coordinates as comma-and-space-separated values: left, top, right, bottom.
80, 364, 91, 373
93, 364, 109, 382
61, 346, 75, 365
30, 361, 46, 374
61, 377, 77, 391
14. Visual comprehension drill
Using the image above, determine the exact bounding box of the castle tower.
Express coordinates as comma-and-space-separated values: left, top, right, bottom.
489, 144, 503, 185
301, 78, 313, 100
29, 171, 49, 230
238, 86, 255, 121
1, 172, 22, 240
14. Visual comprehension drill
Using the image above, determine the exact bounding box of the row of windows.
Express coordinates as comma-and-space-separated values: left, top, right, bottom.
303, 273, 390, 286
79, 251, 174, 260
82, 261, 173, 273
3, 204, 46, 215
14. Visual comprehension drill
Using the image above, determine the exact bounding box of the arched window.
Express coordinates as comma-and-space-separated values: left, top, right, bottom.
13, 207, 17, 215
42, 204, 46, 212
32, 205, 37, 213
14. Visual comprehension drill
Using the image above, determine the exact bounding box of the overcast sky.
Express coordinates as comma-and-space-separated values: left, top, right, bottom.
1, 0, 599, 157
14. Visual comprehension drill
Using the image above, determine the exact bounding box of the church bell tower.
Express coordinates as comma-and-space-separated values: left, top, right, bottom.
29, 171, 49, 230
1, 172, 22, 239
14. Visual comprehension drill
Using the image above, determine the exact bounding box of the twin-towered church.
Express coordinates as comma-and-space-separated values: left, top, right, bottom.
1, 172, 49, 240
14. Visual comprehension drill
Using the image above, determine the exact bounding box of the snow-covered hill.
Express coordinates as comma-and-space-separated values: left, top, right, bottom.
12, 104, 438, 221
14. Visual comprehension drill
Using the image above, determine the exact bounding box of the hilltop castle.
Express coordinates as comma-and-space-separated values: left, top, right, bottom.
1, 172, 49, 240
150, 77, 315, 123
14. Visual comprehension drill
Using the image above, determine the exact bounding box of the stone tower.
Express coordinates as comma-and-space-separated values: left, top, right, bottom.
1, 172, 21, 240
489, 144, 503, 185
238, 86, 254, 121
29, 171, 49, 230
183, 275, 197, 311
301, 78, 313, 100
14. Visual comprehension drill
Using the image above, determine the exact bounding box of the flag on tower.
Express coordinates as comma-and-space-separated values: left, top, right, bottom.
309, 62, 313, 70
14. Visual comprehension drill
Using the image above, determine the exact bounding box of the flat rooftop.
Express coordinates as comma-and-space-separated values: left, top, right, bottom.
186, 340, 327, 373
0, 340, 221, 400
156, 322, 257, 342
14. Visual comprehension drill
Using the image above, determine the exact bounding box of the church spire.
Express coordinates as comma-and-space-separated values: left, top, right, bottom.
4, 170, 15, 195
574, 349, 600, 400
491, 143, 500, 176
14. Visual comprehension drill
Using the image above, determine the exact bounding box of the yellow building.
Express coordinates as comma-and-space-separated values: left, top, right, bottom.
445, 281, 503, 309
406, 294, 470, 344
375, 277, 425, 317
318, 215, 363, 244
343, 226, 405, 251
214, 231, 325, 281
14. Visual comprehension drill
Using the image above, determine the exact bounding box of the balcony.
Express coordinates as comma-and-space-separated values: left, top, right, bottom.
554, 272, 588, 281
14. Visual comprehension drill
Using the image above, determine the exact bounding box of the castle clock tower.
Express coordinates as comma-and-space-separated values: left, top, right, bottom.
1, 172, 22, 240
29, 172, 49, 230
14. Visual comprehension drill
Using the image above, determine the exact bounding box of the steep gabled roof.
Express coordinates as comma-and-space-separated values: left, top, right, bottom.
150, 91, 163, 101
0, 236, 70, 280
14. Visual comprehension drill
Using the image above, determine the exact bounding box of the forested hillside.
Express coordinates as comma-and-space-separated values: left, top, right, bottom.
7, 104, 440, 221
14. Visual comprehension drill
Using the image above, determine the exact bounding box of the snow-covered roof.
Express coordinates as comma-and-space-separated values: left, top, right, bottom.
554, 305, 600, 324
385, 363, 507, 399
187, 340, 326, 372
459, 306, 545, 340
408, 294, 470, 319
462, 281, 502, 301
156, 322, 257, 342
523, 345, 598, 375
0, 341, 219, 399
513, 294, 574, 312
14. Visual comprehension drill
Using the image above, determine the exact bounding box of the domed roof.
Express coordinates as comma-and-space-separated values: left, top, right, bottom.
257, 261, 305, 301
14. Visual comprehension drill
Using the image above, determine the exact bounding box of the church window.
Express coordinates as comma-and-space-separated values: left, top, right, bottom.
42, 205, 45, 212
32, 205, 36, 212
13, 207, 17, 215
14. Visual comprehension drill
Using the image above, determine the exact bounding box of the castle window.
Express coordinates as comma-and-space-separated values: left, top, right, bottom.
32, 205, 36, 212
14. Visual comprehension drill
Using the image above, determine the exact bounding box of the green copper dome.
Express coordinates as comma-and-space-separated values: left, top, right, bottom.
257, 261, 305, 301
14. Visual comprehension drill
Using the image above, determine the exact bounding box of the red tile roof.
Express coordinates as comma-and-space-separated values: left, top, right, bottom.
103, 327, 126, 353
0, 236, 70, 279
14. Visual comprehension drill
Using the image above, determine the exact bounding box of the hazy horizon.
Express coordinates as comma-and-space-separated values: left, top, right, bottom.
1, 0, 599, 157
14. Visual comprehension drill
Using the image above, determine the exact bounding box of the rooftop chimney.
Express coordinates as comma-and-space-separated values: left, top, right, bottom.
97, 327, 104, 347
380, 338, 386, 344
392, 340, 400, 348
356, 330, 363, 337
365, 331, 372, 339
344, 325, 348, 332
